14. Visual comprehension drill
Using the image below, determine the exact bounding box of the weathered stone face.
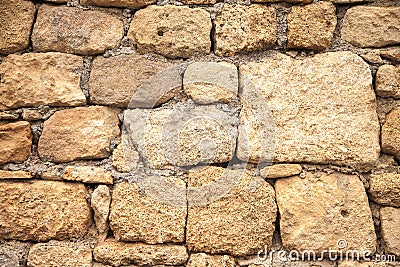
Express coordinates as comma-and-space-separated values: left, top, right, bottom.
91, 185, 111, 241
214, 5, 276, 57
0, 181, 91, 242
0, 0, 35, 54
187, 253, 237, 267
63, 166, 113, 184
380, 207, 400, 257
0, 121, 32, 164
128, 5, 211, 59
369, 173, 400, 207
287, 2, 337, 50
0, 170, 31, 179
238, 52, 380, 167
32, 5, 124, 55
252, 0, 312, 3
341, 6, 400, 48
109, 181, 186, 243
94, 239, 188, 266
38, 106, 120, 163
112, 135, 140, 173
0, 53, 86, 111
27, 241, 93, 267
376, 65, 400, 99
382, 107, 400, 161
81, 0, 156, 8
260, 164, 302, 179
187, 167, 277, 256
275, 172, 376, 255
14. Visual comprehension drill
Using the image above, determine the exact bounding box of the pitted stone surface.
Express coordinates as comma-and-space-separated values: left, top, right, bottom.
369, 173, 400, 207
382, 107, 400, 161
187, 253, 237, 267
81, 0, 156, 8
0, 121, 32, 164
376, 65, 400, 99
380, 207, 400, 257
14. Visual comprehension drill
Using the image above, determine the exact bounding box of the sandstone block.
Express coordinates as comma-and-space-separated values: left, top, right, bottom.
89, 53, 179, 108
376, 65, 400, 99
380, 207, 400, 257
110, 181, 186, 243
342, 7, 400, 48
81, 0, 156, 8
38, 106, 120, 163
187, 253, 237, 267
27, 241, 92, 267
112, 136, 140, 172
0, 181, 91, 241
94, 239, 188, 266
181, 0, 216, 3
260, 164, 302, 179
64, 166, 113, 184
123, 105, 238, 168
183, 62, 238, 104
187, 167, 277, 256
128, 5, 211, 59
0, 53, 86, 110
0, 0, 35, 54
275, 172, 376, 255
382, 107, 400, 161
369, 173, 400, 207
238, 52, 380, 167
0, 170, 31, 179
214, 5, 276, 57
0, 121, 32, 164
91, 185, 111, 240
32, 5, 124, 55
287, 2, 337, 50
251, 0, 312, 4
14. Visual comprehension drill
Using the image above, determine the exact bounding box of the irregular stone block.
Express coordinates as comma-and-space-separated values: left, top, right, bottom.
380, 207, 400, 257
252, 0, 312, 3
0, 121, 32, 164
287, 2, 337, 50
64, 166, 113, 184
0, 170, 31, 179
369, 173, 400, 207
38, 106, 120, 163
94, 239, 188, 266
183, 62, 238, 104
180, 0, 216, 3
381, 48, 400, 63
0, 181, 91, 241
32, 5, 124, 55
0, 53, 86, 110
275, 172, 376, 255
91, 185, 111, 241
238, 52, 380, 167
187, 253, 237, 267
260, 164, 302, 179
128, 5, 211, 59
112, 136, 140, 173
376, 65, 400, 99
342, 7, 400, 48
187, 167, 277, 256
382, 107, 400, 161
0, 0, 35, 54
214, 4, 276, 57
27, 241, 92, 267
81, 0, 156, 8
22, 109, 43, 121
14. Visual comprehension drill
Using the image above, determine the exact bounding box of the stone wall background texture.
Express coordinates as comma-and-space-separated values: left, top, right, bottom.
0, 0, 400, 266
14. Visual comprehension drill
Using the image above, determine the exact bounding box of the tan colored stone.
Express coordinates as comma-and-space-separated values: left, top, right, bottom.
260, 164, 302, 179
0, 121, 32, 164
238, 52, 380, 167
81, 0, 156, 8
0, 180, 91, 241
382, 107, 400, 161
32, 5, 124, 55
128, 5, 211, 59
38, 106, 120, 163
187, 167, 277, 256
380, 207, 400, 257
181, 0, 216, 3
0, 0, 35, 54
0, 53, 86, 110
361, 51, 384, 65
91, 185, 111, 241
376, 65, 400, 99
0, 112, 18, 120
342, 7, 400, 48
64, 166, 113, 184
214, 5, 276, 57
183, 62, 238, 104
187, 253, 237, 267
112, 136, 140, 173
381, 48, 400, 63
89, 53, 180, 108
22, 109, 43, 121
338, 261, 396, 267
123, 105, 238, 168
0, 241, 31, 267
369, 173, 400, 207
27, 241, 92, 267
110, 181, 186, 243
252, 0, 312, 3
0, 170, 31, 179
275, 172, 376, 255
94, 239, 188, 266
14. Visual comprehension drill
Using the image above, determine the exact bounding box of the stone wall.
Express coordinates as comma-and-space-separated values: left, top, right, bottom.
0, 0, 400, 266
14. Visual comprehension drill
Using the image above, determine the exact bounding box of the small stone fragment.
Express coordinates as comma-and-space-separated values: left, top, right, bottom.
91, 185, 111, 241
0, 112, 19, 120
183, 62, 238, 104
287, 2, 337, 50
380, 207, 400, 257
22, 109, 43, 121
0, 248, 19, 267
214, 4, 276, 57
112, 136, 140, 173
187, 253, 237, 267
361, 51, 384, 65
32, 5, 124, 55
0, 0, 35, 54
329, 0, 367, 3
252, 0, 312, 4
341, 7, 400, 48
28, 241, 92, 267
94, 239, 188, 267
0, 121, 32, 164
0, 170, 31, 179
0, 181, 91, 241
81, 0, 156, 8
369, 173, 400, 207
382, 107, 400, 161
0, 53, 85, 110
376, 65, 400, 98
128, 5, 211, 59
64, 166, 113, 184
180, 0, 216, 3
381, 48, 400, 63
38, 106, 120, 163
260, 164, 302, 179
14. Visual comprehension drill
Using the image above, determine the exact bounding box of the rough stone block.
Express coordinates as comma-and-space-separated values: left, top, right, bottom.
0, 121, 32, 164
376, 65, 400, 99
260, 164, 302, 179
382, 107, 400, 161
64, 166, 113, 184
187, 253, 236, 267
380, 207, 400, 257
369, 173, 400, 207
81, 0, 156, 8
